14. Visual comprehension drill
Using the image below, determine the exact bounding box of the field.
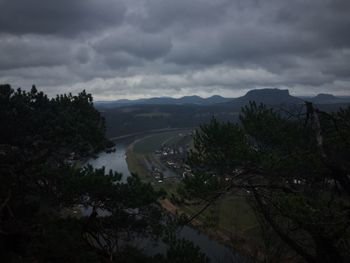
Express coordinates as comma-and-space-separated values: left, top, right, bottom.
127, 130, 190, 191
126, 130, 260, 251
133, 131, 184, 153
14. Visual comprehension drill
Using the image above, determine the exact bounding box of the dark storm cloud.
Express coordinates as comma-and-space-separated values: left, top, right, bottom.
0, 0, 126, 35
0, 35, 82, 70
128, 0, 230, 33
94, 28, 172, 62
0, 0, 349, 99
163, 0, 348, 66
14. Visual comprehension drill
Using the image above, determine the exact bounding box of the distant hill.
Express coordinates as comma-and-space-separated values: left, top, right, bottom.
95, 95, 232, 108
229, 89, 303, 106
96, 89, 350, 111
98, 88, 350, 137
308, 93, 350, 104
220, 89, 350, 107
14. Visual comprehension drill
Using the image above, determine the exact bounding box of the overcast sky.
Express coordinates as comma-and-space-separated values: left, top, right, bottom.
1, 0, 350, 100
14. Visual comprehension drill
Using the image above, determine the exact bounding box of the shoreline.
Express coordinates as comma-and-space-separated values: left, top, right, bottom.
109, 127, 194, 141
124, 133, 255, 259
159, 197, 255, 260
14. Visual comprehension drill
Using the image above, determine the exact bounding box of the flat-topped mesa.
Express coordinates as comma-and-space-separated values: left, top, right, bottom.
236, 88, 302, 105
245, 88, 289, 98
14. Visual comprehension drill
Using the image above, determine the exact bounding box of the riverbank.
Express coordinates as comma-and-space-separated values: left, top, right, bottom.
159, 198, 257, 260
125, 131, 261, 260
109, 127, 194, 141
86, 136, 246, 262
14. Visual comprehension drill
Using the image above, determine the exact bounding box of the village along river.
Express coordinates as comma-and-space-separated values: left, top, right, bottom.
87, 137, 244, 263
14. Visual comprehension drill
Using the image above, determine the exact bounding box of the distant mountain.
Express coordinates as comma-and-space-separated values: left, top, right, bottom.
308, 93, 350, 104
95, 89, 350, 110
145, 96, 205, 105
99, 89, 349, 137
207, 95, 232, 104
95, 95, 232, 108
224, 89, 303, 107
95, 98, 147, 108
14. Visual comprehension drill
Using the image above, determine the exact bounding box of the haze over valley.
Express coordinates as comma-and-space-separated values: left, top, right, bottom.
98, 88, 350, 137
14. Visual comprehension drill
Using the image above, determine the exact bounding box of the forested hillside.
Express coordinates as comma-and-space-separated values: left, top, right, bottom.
0, 85, 206, 263
180, 102, 350, 262
99, 89, 350, 138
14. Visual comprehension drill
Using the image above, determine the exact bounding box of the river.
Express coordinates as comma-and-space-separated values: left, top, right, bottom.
87, 140, 131, 183
87, 139, 244, 263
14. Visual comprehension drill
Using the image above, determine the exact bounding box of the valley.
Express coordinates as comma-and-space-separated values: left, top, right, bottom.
124, 130, 260, 257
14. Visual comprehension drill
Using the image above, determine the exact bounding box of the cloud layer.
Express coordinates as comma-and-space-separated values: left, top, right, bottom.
1, 0, 349, 99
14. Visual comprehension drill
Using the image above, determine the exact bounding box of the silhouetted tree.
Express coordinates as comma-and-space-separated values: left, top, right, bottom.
0, 84, 207, 262
181, 101, 350, 262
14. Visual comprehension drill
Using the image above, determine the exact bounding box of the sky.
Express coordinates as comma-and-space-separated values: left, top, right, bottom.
0, 0, 350, 100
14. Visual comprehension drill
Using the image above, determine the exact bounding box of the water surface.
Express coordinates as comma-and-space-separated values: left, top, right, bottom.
87, 141, 131, 183
87, 137, 243, 262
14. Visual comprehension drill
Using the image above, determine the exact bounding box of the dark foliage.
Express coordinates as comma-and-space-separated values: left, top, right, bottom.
181, 101, 350, 262
0, 84, 207, 262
